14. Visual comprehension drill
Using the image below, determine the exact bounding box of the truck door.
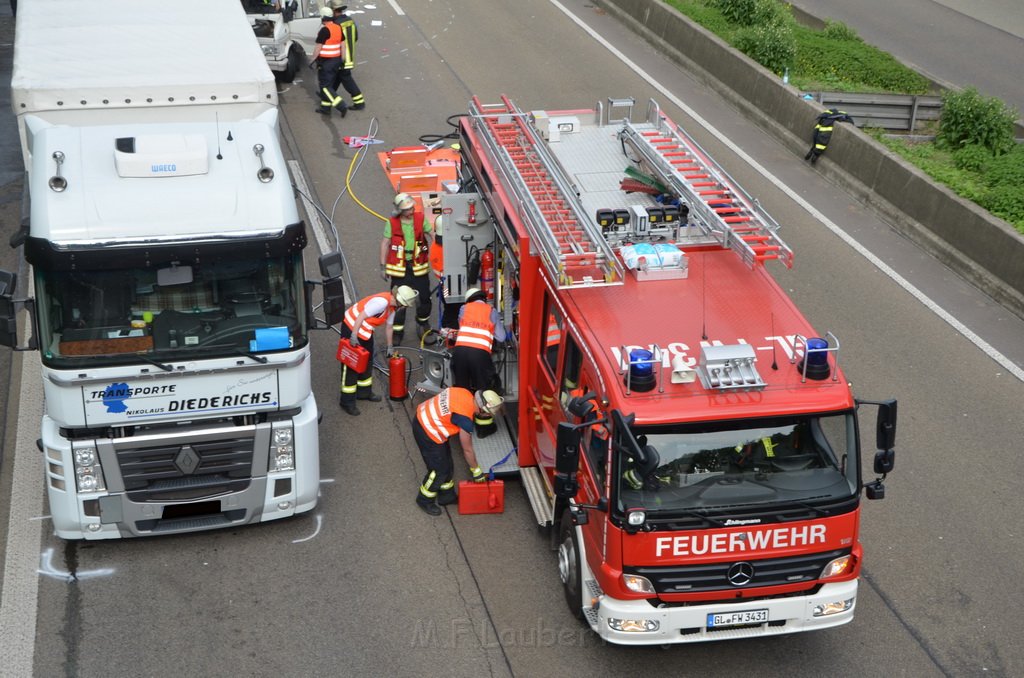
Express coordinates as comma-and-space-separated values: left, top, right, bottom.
288, 0, 325, 55
529, 295, 563, 468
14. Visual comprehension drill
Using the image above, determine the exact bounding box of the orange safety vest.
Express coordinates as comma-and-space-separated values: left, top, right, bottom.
319, 22, 343, 59
417, 387, 476, 444
454, 300, 495, 352
385, 212, 430, 277
343, 292, 394, 341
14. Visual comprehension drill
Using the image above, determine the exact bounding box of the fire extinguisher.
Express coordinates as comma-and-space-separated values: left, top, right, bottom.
480, 247, 495, 300
389, 353, 408, 401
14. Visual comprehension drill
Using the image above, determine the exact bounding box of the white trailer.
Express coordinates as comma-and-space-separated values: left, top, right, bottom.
2, 0, 342, 539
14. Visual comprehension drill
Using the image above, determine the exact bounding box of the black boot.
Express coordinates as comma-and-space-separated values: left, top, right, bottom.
416, 494, 441, 516
339, 400, 360, 416
437, 488, 458, 506
356, 392, 382, 402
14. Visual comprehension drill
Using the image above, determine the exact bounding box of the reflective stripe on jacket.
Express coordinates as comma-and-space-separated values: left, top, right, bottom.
385, 212, 430, 277
338, 17, 357, 69
320, 22, 343, 59
454, 300, 495, 352
416, 387, 475, 444
344, 292, 393, 341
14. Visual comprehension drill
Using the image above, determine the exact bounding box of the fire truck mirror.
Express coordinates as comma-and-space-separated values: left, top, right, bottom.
566, 391, 596, 418
555, 422, 582, 476
875, 399, 898, 452
873, 448, 895, 475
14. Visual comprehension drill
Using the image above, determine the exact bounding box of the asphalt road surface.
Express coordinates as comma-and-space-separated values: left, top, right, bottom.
2, 1, 1024, 677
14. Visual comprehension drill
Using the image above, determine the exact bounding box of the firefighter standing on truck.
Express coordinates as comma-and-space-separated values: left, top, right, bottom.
413, 387, 504, 516
338, 286, 418, 416
380, 193, 432, 343
451, 288, 507, 438
311, 7, 347, 117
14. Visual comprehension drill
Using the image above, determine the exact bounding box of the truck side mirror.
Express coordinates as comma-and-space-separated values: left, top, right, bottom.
875, 399, 897, 451
322, 277, 346, 326
874, 448, 895, 475
553, 422, 582, 499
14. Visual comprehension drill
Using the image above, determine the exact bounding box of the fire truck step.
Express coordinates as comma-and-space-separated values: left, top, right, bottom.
520, 465, 554, 527
471, 414, 519, 477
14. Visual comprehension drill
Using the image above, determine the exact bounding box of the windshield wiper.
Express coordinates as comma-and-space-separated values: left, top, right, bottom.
237, 351, 269, 364
135, 354, 174, 372
646, 507, 728, 528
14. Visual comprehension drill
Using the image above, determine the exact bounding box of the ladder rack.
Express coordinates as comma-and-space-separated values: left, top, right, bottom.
467, 96, 624, 289
619, 100, 794, 269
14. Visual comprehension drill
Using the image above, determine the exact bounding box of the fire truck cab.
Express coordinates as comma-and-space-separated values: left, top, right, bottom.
395, 95, 897, 645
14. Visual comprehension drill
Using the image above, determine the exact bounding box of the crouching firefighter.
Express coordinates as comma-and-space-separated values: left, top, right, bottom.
412, 387, 504, 516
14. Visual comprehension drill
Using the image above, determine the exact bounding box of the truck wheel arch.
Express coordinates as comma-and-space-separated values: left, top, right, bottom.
558, 509, 586, 620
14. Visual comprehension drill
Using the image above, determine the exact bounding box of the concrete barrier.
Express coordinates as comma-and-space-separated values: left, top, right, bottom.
595, 0, 1024, 318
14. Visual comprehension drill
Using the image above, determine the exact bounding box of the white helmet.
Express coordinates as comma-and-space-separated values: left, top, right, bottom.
319, 6, 334, 18
393, 285, 419, 308
465, 288, 486, 303
394, 193, 416, 211
474, 389, 504, 415
433, 214, 444, 236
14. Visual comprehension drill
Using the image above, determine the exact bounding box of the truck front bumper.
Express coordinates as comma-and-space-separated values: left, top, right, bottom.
589, 579, 858, 645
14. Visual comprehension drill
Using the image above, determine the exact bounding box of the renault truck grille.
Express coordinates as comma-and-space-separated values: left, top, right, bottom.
118, 438, 254, 501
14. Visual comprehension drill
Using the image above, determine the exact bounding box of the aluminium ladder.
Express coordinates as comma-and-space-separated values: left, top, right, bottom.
619, 101, 794, 269
468, 95, 624, 289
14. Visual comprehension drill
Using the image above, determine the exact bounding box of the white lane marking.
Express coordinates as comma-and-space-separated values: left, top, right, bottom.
549, 0, 1024, 383
0, 348, 44, 674
386, 0, 405, 17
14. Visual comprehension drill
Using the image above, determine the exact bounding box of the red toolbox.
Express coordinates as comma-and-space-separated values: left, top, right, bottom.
457, 479, 504, 514
336, 339, 370, 372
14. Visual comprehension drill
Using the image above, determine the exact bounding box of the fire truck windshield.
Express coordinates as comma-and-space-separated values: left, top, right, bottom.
615, 413, 858, 515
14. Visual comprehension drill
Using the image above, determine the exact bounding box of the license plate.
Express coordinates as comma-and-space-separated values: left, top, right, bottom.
707, 608, 769, 628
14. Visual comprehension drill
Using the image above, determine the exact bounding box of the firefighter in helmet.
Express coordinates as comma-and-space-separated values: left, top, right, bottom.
380, 193, 433, 343
413, 388, 504, 516
451, 288, 507, 438
338, 285, 418, 416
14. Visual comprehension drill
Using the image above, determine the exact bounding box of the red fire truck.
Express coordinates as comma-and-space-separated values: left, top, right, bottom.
391, 95, 897, 645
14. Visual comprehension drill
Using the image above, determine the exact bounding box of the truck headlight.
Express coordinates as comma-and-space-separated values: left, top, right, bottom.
73, 446, 106, 493
813, 598, 854, 617
622, 574, 655, 594
608, 618, 659, 632
261, 44, 282, 57
270, 426, 295, 472
820, 554, 854, 579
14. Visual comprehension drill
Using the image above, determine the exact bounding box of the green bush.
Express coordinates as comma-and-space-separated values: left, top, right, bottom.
979, 184, 1024, 225
712, 0, 789, 27
937, 87, 1017, 155
953, 144, 993, 173
822, 20, 861, 42
735, 21, 796, 74
793, 28, 929, 93
983, 145, 1024, 187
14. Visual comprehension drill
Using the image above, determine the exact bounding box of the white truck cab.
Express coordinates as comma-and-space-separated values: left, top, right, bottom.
242, 0, 334, 83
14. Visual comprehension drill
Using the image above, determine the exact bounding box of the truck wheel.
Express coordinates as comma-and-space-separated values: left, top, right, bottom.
280, 45, 302, 83
558, 510, 585, 620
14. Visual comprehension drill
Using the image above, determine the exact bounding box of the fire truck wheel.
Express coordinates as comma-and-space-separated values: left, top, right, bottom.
557, 510, 585, 620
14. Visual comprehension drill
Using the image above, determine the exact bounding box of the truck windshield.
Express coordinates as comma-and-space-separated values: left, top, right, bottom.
615, 413, 858, 514
35, 253, 307, 368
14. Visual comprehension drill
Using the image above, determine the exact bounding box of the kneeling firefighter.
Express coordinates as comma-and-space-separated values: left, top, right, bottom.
412, 387, 504, 516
